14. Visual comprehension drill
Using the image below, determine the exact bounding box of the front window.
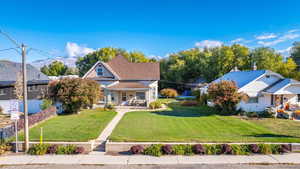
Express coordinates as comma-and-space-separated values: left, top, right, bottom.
136, 92, 145, 100
122, 92, 127, 101
96, 66, 103, 76
248, 97, 259, 103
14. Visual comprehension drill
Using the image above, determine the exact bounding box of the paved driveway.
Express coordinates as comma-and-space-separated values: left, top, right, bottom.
1, 164, 300, 169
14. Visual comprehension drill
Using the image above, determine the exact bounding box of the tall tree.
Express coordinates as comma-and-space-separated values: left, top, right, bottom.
76, 47, 152, 76
41, 61, 68, 76
291, 41, 300, 70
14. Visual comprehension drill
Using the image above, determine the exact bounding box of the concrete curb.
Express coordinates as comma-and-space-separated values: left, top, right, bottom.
0, 153, 300, 165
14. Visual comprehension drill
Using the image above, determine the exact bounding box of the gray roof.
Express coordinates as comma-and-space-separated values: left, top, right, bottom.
264, 78, 299, 94
0, 60, 49, 86
213, 70, 267, 88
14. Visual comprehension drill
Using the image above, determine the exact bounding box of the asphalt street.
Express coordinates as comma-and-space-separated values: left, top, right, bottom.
1, 164, 300, 169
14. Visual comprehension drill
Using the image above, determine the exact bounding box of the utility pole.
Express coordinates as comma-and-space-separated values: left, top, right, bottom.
21, 43, 29, 152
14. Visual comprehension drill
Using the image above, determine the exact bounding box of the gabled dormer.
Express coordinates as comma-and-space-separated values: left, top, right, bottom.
82, 61, 119, 80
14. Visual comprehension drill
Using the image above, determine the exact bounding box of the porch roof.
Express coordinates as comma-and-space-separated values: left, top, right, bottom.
263, 78, 300, 94
106, 82, 149, 91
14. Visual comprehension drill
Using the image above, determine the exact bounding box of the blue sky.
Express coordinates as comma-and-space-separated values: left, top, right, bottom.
0, 0, 300, 62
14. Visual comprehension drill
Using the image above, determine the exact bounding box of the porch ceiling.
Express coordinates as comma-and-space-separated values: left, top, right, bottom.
106, 82, 150, 91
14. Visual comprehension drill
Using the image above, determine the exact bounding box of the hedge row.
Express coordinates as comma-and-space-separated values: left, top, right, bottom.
130, 144, 291, 157
28, 144, 85, 155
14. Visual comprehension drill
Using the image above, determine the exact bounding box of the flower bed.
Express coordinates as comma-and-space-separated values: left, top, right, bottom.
129, 144, 291, 157
28, 144, 85, 155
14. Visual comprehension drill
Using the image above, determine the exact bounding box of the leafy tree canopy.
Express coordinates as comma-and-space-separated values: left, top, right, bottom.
41, 61, 77, 76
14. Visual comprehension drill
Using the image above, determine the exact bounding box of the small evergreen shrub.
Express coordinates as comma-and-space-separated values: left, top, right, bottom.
0, 144, 11, 155
258, 144, 272, 155
143, 144, 163, 157
230, 144, 250, 155
40, 99, 53, 110
192, 144, 205, 155
172, 145, 186, 155
28, 144, 50, 155
104, 103, 115, 110
56, 145, 76, 154
249, 144, 260, 153
270, 144, 281, 154
184, 145, 194, 155
149, 101, 162, 109
130, 145, 144, 154
162, 145, 173, 155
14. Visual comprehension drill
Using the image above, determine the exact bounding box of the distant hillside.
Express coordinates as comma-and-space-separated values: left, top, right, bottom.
31, 56, 78, 69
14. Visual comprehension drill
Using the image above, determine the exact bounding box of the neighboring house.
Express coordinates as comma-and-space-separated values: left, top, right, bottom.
0, 60, 49, 114
82, 55, 160, 107
204, 69, 300, 112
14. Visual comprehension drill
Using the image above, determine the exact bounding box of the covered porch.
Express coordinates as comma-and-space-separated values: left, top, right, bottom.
104, 82, 151, 107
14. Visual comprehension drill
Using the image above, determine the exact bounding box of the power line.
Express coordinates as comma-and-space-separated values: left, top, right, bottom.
0, 29, 20, 47
0, 47, 20, 52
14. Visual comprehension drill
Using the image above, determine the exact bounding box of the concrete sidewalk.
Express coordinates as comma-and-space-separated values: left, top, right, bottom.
1, 153, 300, 165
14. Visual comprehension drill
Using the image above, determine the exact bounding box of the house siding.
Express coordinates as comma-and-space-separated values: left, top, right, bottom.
0, 84, 47, 100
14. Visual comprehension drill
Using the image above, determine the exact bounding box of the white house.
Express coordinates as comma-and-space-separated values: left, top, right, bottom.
205, 69, 300, 112
82, 55, 160, 107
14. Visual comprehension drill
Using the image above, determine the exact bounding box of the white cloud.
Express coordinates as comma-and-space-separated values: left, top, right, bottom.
195, 40, 223, 48
65, 42, 95, 57
288, 29, 300, 33
258, 33, 300, 46
277, 46, 292, 56
255, 33, 277, 40
231, 38, 244, 43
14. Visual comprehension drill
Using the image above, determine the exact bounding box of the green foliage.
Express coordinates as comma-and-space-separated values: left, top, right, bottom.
172, 145, 185, 155
231, 144, 250, 155
270, 144, 281, 154
160, 88, 178, 98
258, 144, 272, 154
143, 144, 163, 157
291, 41, 300, 71
208, 80, 244, 113
40, 99, 53, 110
41, 61, 69, 76
204, 144, 222, 155
56, 145, 76, 154
76, 47, 155, 76
28, 144, 50, 155
160, 45, 300, 91
48, 78, 101, 114
0, 144, 11, 155
104, 103, 115, 110
149, 101, 162, 109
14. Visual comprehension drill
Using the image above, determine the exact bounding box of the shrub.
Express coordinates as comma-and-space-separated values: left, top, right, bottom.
221, 144, 232, 154
207, 80, 245, 113
162, 145, 173, 155
181, 100, 198, 107
75, 146, 85, 154
279, 144, 291, 153
48, 78, 101, 114
130, 145, 144, 154
230, 144, 250, 155
40, 99, 53, 110
172, 145, 186, 155
192, 144, 205, 155
270, 144, 281, 154
28, 144, 50, 155
56, 145, 76, 154
149, 101, 162, 109
184, 144, 194, 155
47, 145, 58, 154
0, 144, 10, 155
104, 103, 115, 110
143, 144, 163, 157
249, 144, 260, 153
160, 88, 178, 98
258, 144, 272, 155
204, 144, 222, 155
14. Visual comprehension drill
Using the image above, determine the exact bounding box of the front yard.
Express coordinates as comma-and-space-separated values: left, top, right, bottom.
110, 103, 300, 143
19, 108, 116, 142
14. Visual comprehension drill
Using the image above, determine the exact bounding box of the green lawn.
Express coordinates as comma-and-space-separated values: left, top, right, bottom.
20, 108, 116, 142
110, 103, 300, 143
